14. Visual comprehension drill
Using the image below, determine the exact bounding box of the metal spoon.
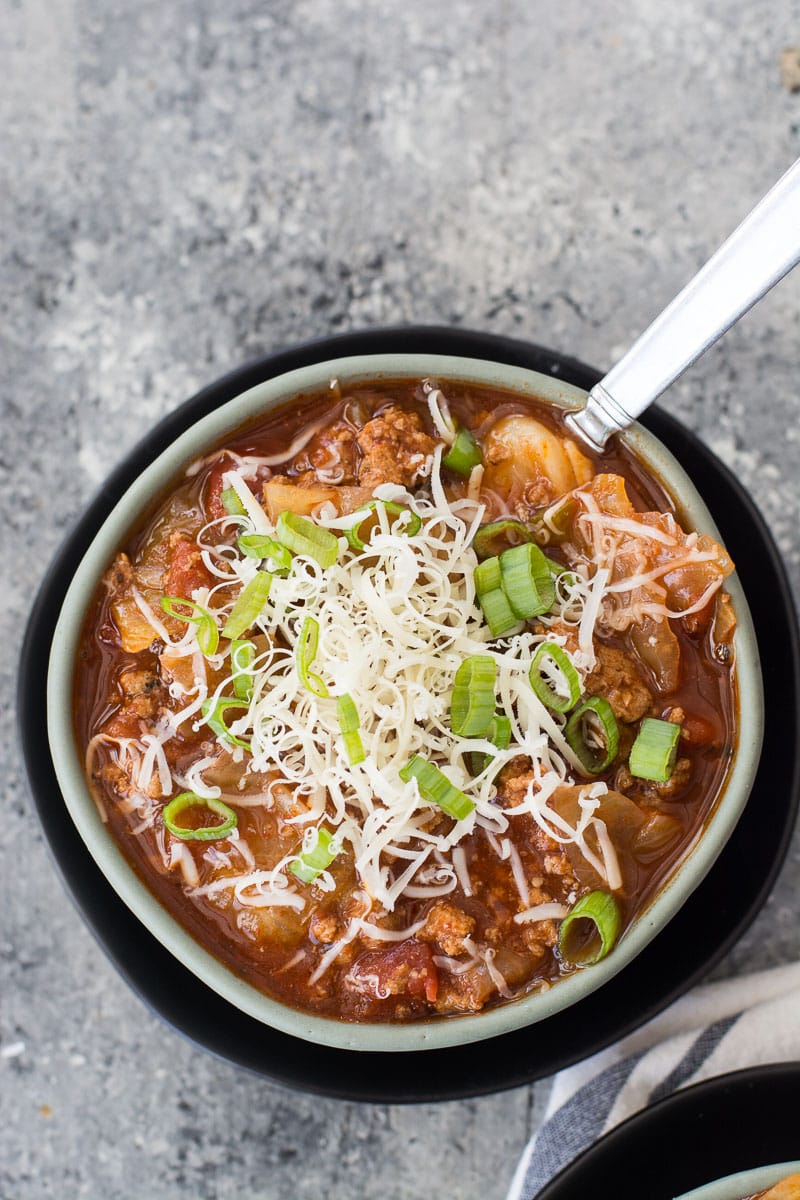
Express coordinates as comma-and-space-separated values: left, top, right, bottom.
565, 156, 800, 453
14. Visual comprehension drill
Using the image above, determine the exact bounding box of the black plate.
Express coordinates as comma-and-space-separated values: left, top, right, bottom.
535, 1063, 800, 1199
19, 327, 800, 1102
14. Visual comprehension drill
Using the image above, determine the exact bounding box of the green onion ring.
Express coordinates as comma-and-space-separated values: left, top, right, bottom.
472, 519, 535, 561
529, 642, 581, 713
289, 827, 341, 883
163, 792, 238, 842
230, 639, 256, 702
296, 615, 328, 699
472, 711, 513, 775
237, 533, 293, 574
442, 426, 483, 476
399, 756, 475, 821
488, 712, 512, 752
474, 555, 502, 596
220, 487, 246, 516
498, 543, 556, 620
450, 655, 497, 737
629, 717, 681, 782
160, 596, 219, 657
474, 556, 518, 636
221, 572, 272, 640
342, 731, 365, 764
478, 588, 518, 638
201, 697, 251, 749
565, 696, 620, 774
276, 511, 340, 568
336, 693, 366, 765
558, 890, 622, 965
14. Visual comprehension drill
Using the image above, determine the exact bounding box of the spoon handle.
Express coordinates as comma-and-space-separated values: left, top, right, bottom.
566, 156, 800, 453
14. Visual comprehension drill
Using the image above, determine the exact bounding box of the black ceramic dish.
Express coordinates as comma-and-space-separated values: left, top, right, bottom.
19, 328, 800, 1102
534, 1063, 800, 1199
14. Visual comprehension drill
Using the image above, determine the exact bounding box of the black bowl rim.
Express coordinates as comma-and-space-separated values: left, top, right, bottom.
18, 325, 800, 1101
533, 1061, 800, 1199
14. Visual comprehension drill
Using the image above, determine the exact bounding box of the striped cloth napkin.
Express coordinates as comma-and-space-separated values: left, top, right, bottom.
507, 961, 800, 1200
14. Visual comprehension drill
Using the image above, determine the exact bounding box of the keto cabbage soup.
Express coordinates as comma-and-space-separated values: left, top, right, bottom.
75, 377, 737, 1022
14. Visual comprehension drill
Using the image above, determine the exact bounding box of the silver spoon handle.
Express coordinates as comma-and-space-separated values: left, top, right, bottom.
566, 156, 800, 452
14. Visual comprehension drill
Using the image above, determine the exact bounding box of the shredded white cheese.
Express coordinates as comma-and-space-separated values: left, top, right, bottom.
513, 903, 570, 924
148, 450, 630, 921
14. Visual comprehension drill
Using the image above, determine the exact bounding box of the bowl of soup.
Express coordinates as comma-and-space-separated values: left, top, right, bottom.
46, 354, 763, 1050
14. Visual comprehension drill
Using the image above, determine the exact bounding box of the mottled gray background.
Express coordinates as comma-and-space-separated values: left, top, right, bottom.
2, 1, 799, 1197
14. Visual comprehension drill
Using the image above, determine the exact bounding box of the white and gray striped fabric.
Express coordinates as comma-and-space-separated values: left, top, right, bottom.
507, 962, 800, 1200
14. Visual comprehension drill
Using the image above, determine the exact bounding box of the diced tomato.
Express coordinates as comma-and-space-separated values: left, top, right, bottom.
203, 458, 236, 522
164, 537, 214, 599
351, 940, 439, 1004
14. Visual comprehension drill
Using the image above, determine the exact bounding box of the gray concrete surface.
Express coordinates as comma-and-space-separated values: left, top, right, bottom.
2, 1, 799, 1197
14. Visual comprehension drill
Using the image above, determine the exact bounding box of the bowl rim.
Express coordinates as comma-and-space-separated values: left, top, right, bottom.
45, 352, 764, 1052
673, 1160, 800, 1200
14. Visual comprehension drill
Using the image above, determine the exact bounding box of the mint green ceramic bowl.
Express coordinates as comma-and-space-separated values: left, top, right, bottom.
674, 1162, 800, 1200
46, 354, 764, 1052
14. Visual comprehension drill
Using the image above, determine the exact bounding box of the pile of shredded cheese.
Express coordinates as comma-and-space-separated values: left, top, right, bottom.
106, 446, 622, 915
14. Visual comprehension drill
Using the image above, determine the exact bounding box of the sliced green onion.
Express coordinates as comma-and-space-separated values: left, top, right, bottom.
558, 890, 622, 965
201, 697, 251, 749
276, 511, 339, 568
565, 696, 620, 774
467, 712, 512, 777
442, 427, 483, 476
163, 792, 237, 842
221, 572, 272, 640
230, 639, 255, 702
488, 712, 512, 751
336, 693, 360, 734
474, 555, 502, 596
336, 693, 366, 765
296, 615, 328, 699
484, 712, 513, 774
237, 533, 293, 574
529, 642, 582, 713
478, 588, 518, 638
344, 501, 422, 551
472, 519, 534, 561
499, 543, 556, 620
160, 596, 219, 657
629, 718, 681, 782
474, 545, 557, 634
400, 756, 475, 821
474, 557, 517, 637
220, 487, 246, 516
343, 731, 365, 765
289, 827, 341, 883
450, 655, 497, 737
